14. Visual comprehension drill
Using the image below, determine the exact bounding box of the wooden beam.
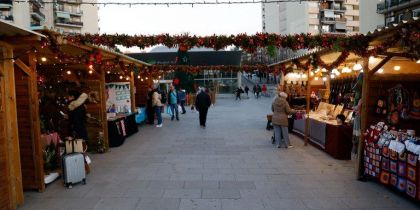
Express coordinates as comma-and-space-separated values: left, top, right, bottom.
28, 53, 45, 192
99, 67, 109, 151
356, 57, 370, 179
368, 56, 392, 77
14, 59, 32, 76
130, 71, 136, 113
304, 68, 311, 146
3, 46, 24, 207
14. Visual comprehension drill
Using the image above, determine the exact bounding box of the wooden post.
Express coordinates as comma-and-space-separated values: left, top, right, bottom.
99, 67, 109, 151
28, 53, 45, 192
130, 71, 136, 113
3, 46, 24, 207
304, 68, 311, 146
356, 57, 370, 178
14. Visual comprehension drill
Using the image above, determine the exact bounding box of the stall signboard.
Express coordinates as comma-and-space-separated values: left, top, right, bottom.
105, 82, 131, 113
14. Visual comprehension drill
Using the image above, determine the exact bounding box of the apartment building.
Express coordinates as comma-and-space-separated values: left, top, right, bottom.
262, 0, 362, 35
376, 0, 420, 27
0, 0, 99, 34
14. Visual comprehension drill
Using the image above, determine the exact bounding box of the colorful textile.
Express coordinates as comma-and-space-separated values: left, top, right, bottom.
390, 160, 398, 174
408, 166, 417, 182
408, 153, 417, 166
397, 177, 407, 192
398, 162, 407, 177
383, 146, 390, 158
390, 174, 398, 187
380, 171, 390, 185
381, 157, 390, 171
407, 181, 417, 198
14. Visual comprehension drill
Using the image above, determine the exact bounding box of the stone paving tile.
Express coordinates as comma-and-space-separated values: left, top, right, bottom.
93, 197, 140, 210
221, 198, 266, 210
163, 189, 202, 199
21, 97, 419, 210
135, 198, 181, 210
202, 189, 241, 199
183, 181, 220, 189
179, 199, 222, 210
219, 181, 256, 190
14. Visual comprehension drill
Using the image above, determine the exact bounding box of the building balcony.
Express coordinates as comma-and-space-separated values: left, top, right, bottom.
322, 31, 347, 35
31, 10, 46, 21
30, 0, 44, 8
0, 14, 13, 21
320, 17, 346, 23
58, 0, 82, 4
55, 20, 83, 28
0, 0, 12, 9
377, 0, 420, 14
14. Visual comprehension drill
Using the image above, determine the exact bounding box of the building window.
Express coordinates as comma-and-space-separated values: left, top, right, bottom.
309, 14, 318, 19
413, 8, 420, 18
311, 24, 319, 30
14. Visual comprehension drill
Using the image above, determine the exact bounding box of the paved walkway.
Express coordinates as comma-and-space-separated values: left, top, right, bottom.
22, 96, 418, 210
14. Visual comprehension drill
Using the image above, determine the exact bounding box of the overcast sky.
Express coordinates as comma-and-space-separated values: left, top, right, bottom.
98, 0, 262, 36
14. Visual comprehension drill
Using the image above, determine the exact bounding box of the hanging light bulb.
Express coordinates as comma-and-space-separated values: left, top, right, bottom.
66, 70, 71, 75
416, 59, 420, 64
342, 66, 351, 73
378, 68, 384, 74
107, 70, 111, 74
141, 78, 144, 82
145, 77, 149, 80
394, 66, 401, 71
330, 74, 335, 79
119, 75, 123, 79
126, 77, 130, 81
88, 70, 93, 74
314, 77, 319, 81
41, 57, 47, 62
353, 63, 363, 71
137, 75, 141, 79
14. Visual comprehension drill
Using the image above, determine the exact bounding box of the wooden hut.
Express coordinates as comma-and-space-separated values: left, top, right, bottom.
0, 20, 45, 210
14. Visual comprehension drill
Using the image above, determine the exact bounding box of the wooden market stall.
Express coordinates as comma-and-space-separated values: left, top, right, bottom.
355, 18, 420, 202
36, 31, 150, 152
269, 50, 362, 160
0, 20, 46, 210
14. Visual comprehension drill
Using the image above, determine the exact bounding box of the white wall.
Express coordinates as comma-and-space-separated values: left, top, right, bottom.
263, 3, 281, 34
285, 2, 309, 34
359, 0, 384, 34
81, 0, 99, 34
12, 2, 30, 29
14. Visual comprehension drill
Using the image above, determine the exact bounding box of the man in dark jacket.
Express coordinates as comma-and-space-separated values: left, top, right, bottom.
195, 88, 212, 128
178, 89, 187, 114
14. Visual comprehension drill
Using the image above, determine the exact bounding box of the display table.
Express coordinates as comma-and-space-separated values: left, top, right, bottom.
324, 124, 353, 160
107, 112, 138, 147
293, 116, 352, 160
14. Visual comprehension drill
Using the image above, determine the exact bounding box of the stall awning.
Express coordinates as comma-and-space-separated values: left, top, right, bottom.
0, 19, 45, 38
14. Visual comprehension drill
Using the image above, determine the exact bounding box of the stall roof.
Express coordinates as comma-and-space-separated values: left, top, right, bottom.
0, 19, 45, 38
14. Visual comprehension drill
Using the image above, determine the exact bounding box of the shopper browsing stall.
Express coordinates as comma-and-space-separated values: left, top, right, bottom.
272, 92, 296, 148
67, 90, 89, 141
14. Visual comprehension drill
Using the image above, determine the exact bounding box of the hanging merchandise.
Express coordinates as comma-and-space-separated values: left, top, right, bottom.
387, 84, 410, 125
375, 96, 387, 116
409, 92, 420, 120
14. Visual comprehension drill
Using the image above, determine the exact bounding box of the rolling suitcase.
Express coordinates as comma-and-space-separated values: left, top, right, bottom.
62, 138, 86, 189
63, 153, 86, 188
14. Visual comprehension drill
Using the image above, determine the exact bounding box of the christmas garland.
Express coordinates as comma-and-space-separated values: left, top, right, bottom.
148, 64, 272, 74
64, 33, 371, 54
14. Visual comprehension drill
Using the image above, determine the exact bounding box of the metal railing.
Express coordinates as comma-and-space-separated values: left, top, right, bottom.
377, 0, 420, 13
56, 19, 83, 26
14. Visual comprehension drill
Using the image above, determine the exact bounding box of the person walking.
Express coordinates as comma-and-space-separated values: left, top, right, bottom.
146, 86, 155, 124
256, 84, 262, 99
262, 84, 267, 97
152, 87, 163, 127
235, 87, 243, 100
195, 88, 212, 128
272, 92, 295, 148
178, 88, 187, 114
168, 85, 179, 121
244, 85, 249, 97
253, 85, 257, 98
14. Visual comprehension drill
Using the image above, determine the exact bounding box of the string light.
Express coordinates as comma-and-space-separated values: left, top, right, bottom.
66, 70, 71, 75
89, 70, 93, 74
417, 59, 420, 64
314, 77, 319, 81
378, 68, 384, 74
322, 77, 327, 82
393, 66, 401, 71
41, 57, 47, 62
